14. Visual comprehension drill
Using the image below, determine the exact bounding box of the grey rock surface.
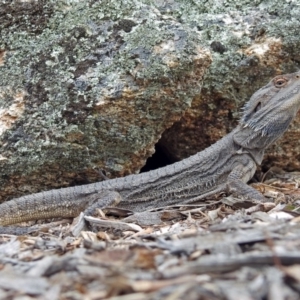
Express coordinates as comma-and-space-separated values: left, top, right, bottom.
1, 0, 300, 201
0, 0, 210, 200
155, 0, 300, 170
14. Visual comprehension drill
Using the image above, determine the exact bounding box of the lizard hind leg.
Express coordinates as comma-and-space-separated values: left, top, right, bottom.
83, 190, 122, 216
71, 190, 122, 236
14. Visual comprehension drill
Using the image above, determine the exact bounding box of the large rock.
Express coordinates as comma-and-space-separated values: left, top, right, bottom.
155, 0, 300, 171
1, 0, 299, 202
0, 0, 211, 200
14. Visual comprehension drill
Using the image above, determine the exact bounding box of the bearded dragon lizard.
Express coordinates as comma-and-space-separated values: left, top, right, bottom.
0, 71, 299, 233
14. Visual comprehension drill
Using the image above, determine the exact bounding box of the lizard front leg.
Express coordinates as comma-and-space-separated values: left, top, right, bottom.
227, 157, 267, 202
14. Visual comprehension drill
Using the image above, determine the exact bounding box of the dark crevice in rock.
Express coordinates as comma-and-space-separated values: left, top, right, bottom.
140, 143, 174, 172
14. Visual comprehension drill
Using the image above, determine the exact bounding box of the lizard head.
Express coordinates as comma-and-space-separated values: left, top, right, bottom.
234, 71, 300, 158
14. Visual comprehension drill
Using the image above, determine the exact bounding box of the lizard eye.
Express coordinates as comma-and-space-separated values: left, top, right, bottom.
274, 78, 287, 88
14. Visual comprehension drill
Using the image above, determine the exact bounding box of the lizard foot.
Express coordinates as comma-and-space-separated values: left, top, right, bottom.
227, 179, 269, 203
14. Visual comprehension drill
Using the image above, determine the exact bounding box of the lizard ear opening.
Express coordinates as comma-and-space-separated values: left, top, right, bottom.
242, 101, 261, 123
254, 102, 261, 113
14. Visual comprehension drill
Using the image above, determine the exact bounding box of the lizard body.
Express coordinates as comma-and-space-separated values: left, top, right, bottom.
0, 71, 300, 229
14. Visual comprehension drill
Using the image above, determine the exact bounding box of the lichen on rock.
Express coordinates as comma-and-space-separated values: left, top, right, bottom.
0, 0, 210, 200
153, 0, 300, 170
